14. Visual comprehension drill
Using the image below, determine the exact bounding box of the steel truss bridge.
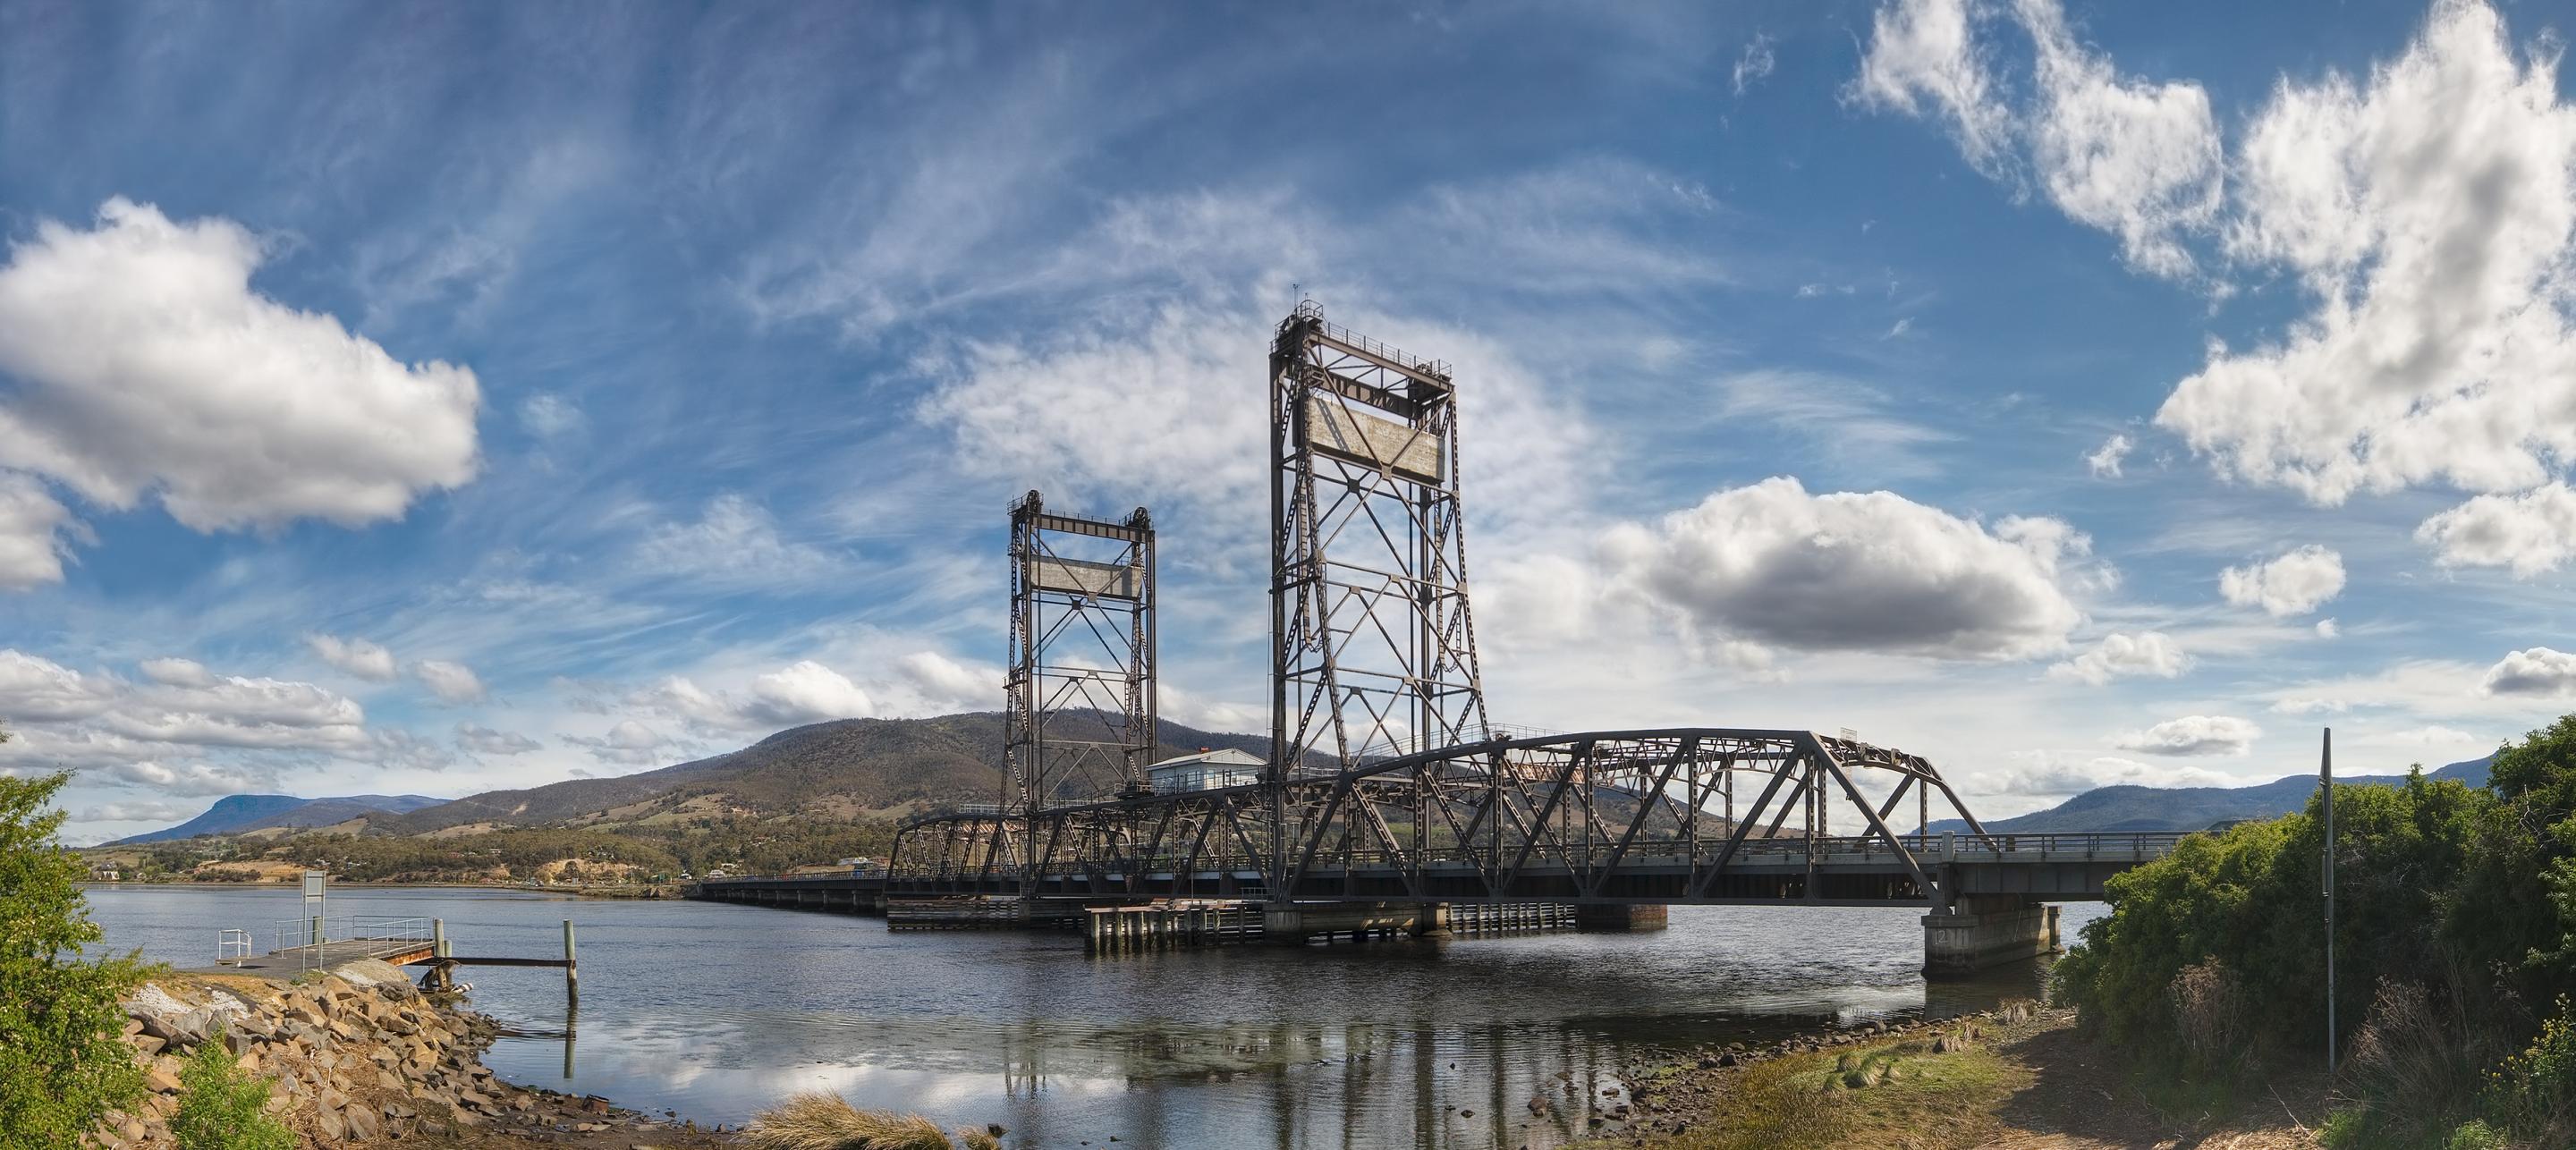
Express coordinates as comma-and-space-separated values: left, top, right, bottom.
797, 305, 2190, 970
886, 728, 2181, 909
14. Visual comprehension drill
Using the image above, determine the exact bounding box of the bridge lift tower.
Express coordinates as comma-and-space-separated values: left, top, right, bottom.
1004, 490, 1157, 841
1267, 300, 1492, 887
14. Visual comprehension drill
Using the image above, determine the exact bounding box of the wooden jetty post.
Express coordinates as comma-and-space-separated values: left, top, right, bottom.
562, 920, 578, 1003
431, 918, 446, 959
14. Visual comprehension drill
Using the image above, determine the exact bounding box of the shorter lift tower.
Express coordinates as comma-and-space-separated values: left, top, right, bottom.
1004, 491, 1158, 837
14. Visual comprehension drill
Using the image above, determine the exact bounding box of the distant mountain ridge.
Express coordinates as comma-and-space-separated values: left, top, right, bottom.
1928, 754, 2495, 834
109, 793, 445, 845
372, 710, 1274, 836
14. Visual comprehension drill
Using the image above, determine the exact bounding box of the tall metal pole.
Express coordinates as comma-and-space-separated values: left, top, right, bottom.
2323, 726, 2335, 1076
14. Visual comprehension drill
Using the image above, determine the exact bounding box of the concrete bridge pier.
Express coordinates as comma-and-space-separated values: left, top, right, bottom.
1921, 895, 2059, 977
1263, 901, 1445, 944
1574, 904, 1668, 932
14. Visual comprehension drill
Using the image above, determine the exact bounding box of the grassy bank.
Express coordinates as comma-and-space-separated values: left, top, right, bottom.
1585, 1004, 2319, 1150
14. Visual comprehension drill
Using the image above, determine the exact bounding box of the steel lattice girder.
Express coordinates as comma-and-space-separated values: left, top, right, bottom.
890, 727, 1996, 906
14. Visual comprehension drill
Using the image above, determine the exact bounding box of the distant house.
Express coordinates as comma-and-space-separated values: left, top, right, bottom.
1147, 748, 1264, 792
88, 865, 121, 882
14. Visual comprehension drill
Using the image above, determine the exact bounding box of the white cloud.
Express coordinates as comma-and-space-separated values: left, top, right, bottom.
2386, 724, 2480, 746
2317, 618, 2341, 639
454, 723, 541, 756
1855, 0, 2223, 275
2219, 545, 2345, 616
2113, 714, 2262, 757
0, 198, 480, 531
631, 660, 877, 731
1733, 33, 1776, 97
2157, 2, 2576, 503
0, 649, 117, 721
2012, 0, 2223, 276
2048, 630, 2189, 685
519, 393, 581, 438
1976, 750, 2239, 795
412, 659, 487, 705
87, 759, 277, 798
73, 799, 199, 825
1592, 477, 2091, 660
306, 634, 398, 681
1852, 0, 2014, 178
894, 651, 1002, 714
2272, 695, 2349, 715
637, 494, 841, 588
367, 727, 457, 773
2085, 433, 2132, 478
2482, 647, 2576, 698
137, 658, 215, 688
0, 471, 78, 589
2417, 483, 2576, 577
742, 661, 874, 724
563, 719, 675, 765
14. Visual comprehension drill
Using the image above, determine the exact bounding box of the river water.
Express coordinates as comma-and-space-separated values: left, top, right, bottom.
84, 885, 2097, 1148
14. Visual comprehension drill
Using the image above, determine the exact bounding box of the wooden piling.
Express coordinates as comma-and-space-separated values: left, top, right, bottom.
562, 920, 578, 1002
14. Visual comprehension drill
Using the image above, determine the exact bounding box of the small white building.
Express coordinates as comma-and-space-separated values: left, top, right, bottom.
1147, 748, 1265, 792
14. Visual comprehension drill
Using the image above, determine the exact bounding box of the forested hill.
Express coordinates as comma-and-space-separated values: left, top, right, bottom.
1930, 754, 2494, 833
375, 711, 1270, 835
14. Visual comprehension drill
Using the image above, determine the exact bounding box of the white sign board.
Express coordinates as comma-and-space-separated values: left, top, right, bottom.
302, 869, 326, 904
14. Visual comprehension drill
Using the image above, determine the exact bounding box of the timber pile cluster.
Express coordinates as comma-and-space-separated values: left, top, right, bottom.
99, 960, 694, 1146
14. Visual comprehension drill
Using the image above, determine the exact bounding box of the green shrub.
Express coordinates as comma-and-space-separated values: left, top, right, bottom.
2445, 1120, 2506, 1150
2483, 995, 2576, 1143
2318, 1106, 2368, 1147
170, 1042, 293, 1150
0, 765, 151, 1149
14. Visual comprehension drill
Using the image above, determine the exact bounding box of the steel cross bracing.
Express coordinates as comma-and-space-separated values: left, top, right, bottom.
887, 727, 2053, 907
969, 491, 1158, 890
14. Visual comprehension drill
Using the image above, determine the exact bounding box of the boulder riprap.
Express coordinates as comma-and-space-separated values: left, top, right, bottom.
97, 960, 706, 1146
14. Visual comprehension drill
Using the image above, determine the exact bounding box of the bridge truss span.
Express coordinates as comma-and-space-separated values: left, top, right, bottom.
888, 726, 2085, 909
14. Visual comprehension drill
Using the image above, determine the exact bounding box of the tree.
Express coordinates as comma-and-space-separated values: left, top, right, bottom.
0, 757, 150, 1147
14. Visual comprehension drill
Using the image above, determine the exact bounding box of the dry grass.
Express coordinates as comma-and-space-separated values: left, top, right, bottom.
738, 1092, 997, 1150
1636, 1027, 2026, 1150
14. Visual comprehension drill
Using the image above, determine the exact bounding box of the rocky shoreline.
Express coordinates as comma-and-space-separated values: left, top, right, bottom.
105, 960, 723, 1147
1575, 999, 2042, 1143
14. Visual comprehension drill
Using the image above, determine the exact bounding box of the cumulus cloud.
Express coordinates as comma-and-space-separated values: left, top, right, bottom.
1595, 477, 2091, 660
2012, 0, 2223, 276
2482, 647, 2576, 697
367, 727, 458, 772
2219, 545, 2345, 616
1978, 751, 2240, 796
636, 495, 842, 588
2113, 714, 2262, 757
137, 658, 216, 688
412, 659, 487, 705
563, 719, 676, 765
2085, 434, 2132, 478
2418, 483, 2576, 577
2048, 630, 2190, 685
1856, 0, 2223, 275
88, 759, 277, 798
631, 660, 877, 731
454, 723, 541, 756
2157, 2, 2576, 503
894, 651, 1003, 713
0, 471, 79, 589
306, 634, 398, 681
0, 199, 479, 531
1852, 0, 2014, 176
74, 799, 199, 825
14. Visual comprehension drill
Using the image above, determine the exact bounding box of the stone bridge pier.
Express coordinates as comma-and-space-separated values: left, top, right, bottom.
1921, 895, 2060, 976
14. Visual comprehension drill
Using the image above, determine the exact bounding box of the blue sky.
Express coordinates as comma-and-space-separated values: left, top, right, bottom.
5, 0, 2574, 842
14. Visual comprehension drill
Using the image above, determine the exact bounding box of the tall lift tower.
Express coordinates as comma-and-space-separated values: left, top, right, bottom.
1267, 302, 1491, 874
1004, 491, 1158, 821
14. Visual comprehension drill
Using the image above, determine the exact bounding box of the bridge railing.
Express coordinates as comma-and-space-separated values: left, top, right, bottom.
876, 831, 2191, 882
